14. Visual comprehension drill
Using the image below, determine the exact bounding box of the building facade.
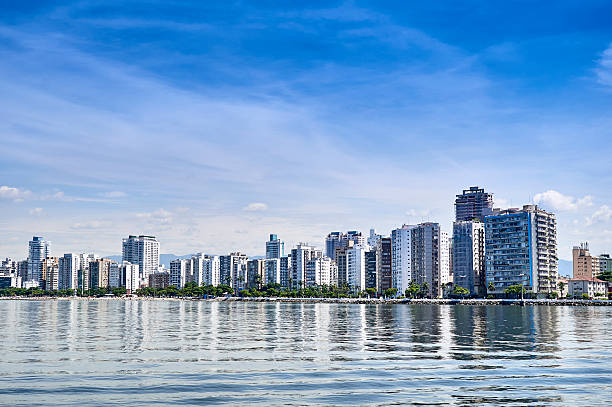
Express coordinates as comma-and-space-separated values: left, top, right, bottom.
28, 236, 49, 284
291, 244, 321, 289
376, 237, 392, 293
122, 235, 160, 285
452, 221, 485, 296
266, 234, 284, 259
485, 205, 558, 296
572, 243, 600, 280
455, 186, 494, 222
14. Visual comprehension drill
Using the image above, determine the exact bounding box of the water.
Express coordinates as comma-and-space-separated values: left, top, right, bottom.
0, 300, 611, 406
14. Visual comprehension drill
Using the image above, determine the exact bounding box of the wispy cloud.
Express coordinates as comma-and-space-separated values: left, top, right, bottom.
595, 43, 612, 88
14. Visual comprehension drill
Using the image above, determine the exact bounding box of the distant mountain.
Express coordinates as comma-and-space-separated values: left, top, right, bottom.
103, 253, 196, 268
558, 259, 572, 278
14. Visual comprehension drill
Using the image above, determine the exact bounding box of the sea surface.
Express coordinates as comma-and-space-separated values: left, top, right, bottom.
0, 300, 611, 406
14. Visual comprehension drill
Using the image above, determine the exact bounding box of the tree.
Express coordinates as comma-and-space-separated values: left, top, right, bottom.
384, 287, 398, 298
365, 287, 377, 298
504, 285, 524, 298
558, 281, 566, 295
420, 282, 429, 298
487, 282, 495, 293
452, 285, 470, 298
405, 282, 420, 299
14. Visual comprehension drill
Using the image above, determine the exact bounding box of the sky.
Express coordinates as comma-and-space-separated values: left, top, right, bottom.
1, 0, 612, 261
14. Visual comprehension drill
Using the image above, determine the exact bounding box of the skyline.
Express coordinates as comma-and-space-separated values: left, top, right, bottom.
2, 1, 612, 260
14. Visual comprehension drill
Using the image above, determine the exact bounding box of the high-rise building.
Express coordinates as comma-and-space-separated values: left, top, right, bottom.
109, 262, 121, 288
365, 249, 377, 290
122, 235, 160, 285
89, 259, 112, 289
0, 258, 17, 276
334, 242, 353, 287
246, 259, 265, 289
452, 221, 486, 296
266, 234, 284, 259
59, 253, 80, 290
572, 243, 599, 280
41, 257, 59, 290
280, 255, 291, 288
169, 259, 190, 289
291, 244, 321, 288
17, 260, 28, 283
305, 256, 334, 287
412, 223, 451, 298
149, 271, 170, 289
599, 254, 612, 276
391, 225, 415, 295
455, 186, 494, 222
202, 255, 221, 286
347, 245, 366, 291
220, 252, 248, 288
376, 237, 392, 293
367, 229, 382, 249
391, 223, 450, 297
78, 253, 98, 291
121, 262, 140, 294
485, 205, 558, 296
325, 231, 365, 259
28, 236, 49, 283
264, 258, 281, 285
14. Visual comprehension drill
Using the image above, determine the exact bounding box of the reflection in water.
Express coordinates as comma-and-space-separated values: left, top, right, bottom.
0, 300, 610, 406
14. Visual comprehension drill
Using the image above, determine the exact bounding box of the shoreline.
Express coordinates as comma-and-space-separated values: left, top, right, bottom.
1, 296, 611, 306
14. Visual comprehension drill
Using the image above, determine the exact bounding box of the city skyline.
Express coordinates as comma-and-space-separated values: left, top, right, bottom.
2, 2, 612, 260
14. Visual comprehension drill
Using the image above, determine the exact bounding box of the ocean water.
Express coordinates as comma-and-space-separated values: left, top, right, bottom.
0, 300, 611, 406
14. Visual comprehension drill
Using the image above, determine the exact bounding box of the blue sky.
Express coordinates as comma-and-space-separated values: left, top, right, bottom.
1, 0, 612, 261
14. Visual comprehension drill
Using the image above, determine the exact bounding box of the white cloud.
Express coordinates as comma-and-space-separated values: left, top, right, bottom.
596, 43, 612, 88
586, 205, 612, 226
0, 186, 32, 201
533, 190, 593, 211
28, 207, 43, 215
243, 202, 268, 212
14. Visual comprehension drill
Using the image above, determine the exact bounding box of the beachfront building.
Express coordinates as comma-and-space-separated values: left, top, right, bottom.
573, 243, 599, 280
41, 257, 59, 291
391, 225, 415, 296
220, 252, 248, 288
122, 235, 160, 285
28, 236, 49, 284
264, 258, 281, 285
305, 256, 333, 287
485, 205, 558, 296
347, 245, 366, 291
452, 221, 485, 296
170, 259, 190, 289
58, 253, 80, 290
568, 278, 608, 299
291, 244, 321, 289
376, 237, 392, 294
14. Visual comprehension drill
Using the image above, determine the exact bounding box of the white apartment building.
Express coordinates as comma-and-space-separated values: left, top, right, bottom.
305, 256, 333, 287
391, 225, 415, 295
568, 278, 608, 299
202, 255, 221, 286
122, 235, 160, 284
170, 259, 190, 289
347, 245, 366, 291
122, 262, 140, 294
291, 244, 322, 288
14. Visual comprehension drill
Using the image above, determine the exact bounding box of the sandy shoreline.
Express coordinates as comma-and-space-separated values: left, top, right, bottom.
1, 296, 611, 306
